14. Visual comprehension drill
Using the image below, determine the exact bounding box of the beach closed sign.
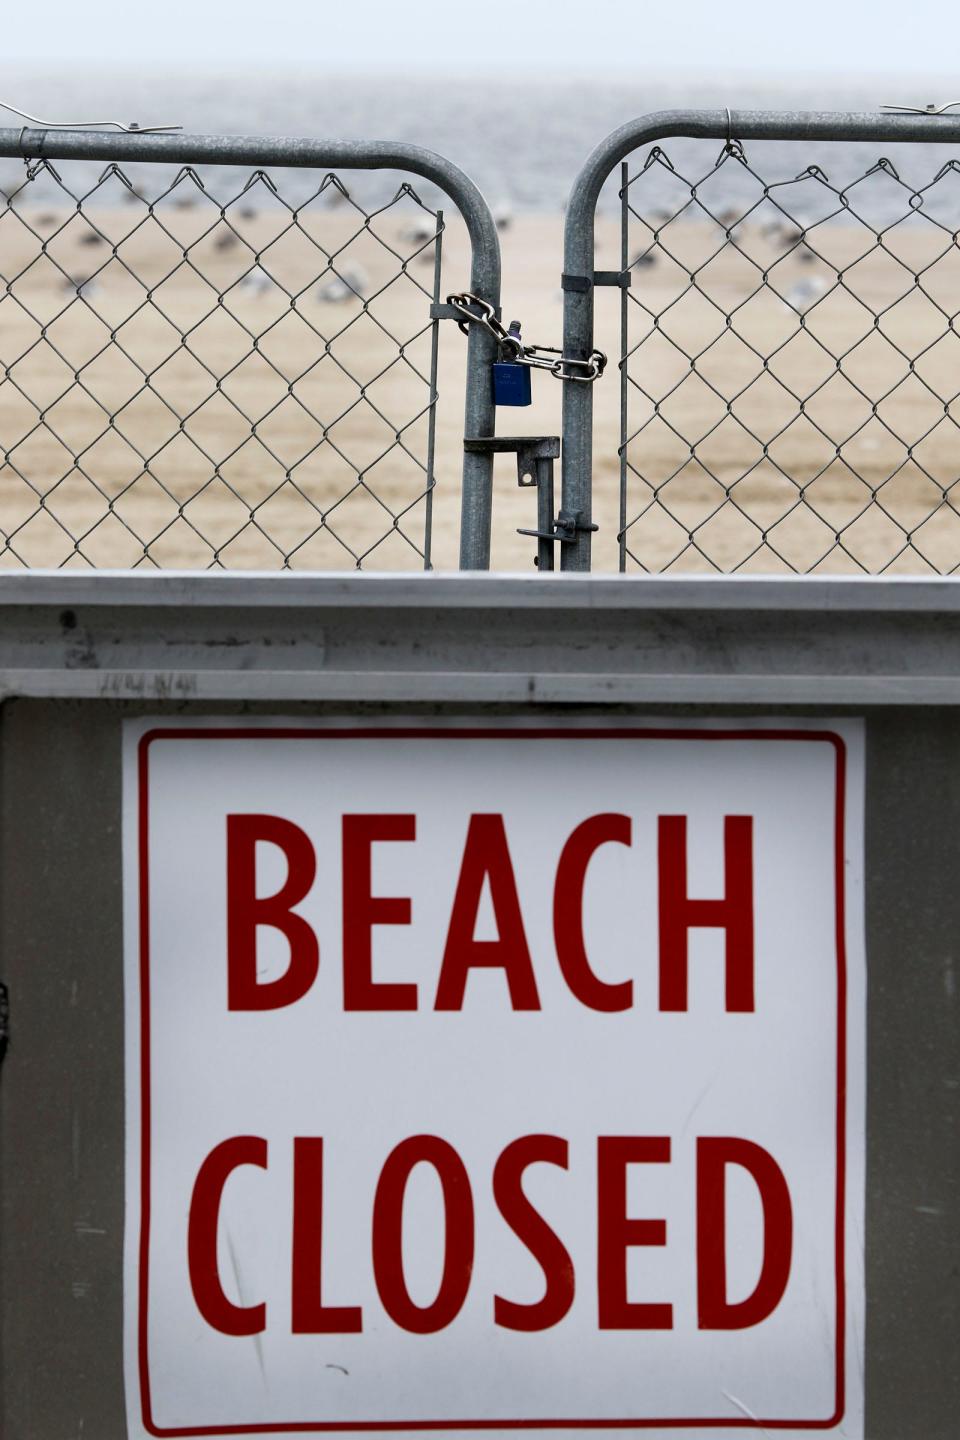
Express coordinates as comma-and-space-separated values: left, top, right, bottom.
123, 719, 865, 1440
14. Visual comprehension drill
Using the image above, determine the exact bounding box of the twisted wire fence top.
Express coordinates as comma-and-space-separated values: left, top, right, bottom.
0, 157, 445, 569
617, 140, 960, 574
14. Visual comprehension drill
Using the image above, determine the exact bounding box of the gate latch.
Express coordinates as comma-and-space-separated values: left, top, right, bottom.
463, 436, 597, 571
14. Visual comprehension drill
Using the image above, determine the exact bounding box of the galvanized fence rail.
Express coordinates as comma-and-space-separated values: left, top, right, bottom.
0, 130, 502, 571
562, 110, 960, 573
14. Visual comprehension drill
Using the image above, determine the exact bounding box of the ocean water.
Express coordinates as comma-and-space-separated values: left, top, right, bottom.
1, 66, 959, 224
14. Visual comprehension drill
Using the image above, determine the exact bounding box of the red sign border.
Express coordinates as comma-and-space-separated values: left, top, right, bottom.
135, 726, 849, 1436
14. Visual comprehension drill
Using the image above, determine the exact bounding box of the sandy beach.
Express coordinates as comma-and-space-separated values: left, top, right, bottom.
2, 194, 958, 573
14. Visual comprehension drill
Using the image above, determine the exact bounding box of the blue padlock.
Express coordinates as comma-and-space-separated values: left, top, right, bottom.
492, 362, 532, 405
492, 320, 532, 406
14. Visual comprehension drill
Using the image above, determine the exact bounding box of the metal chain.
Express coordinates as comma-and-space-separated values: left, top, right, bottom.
446, 292, 607, 383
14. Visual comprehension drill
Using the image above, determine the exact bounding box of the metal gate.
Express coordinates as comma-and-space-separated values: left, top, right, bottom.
562, 109, 960, 572
0, 127, 501, 571
11, 113, 960, 575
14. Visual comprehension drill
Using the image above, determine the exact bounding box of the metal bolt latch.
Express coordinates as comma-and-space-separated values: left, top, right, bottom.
463, 436, 596, 571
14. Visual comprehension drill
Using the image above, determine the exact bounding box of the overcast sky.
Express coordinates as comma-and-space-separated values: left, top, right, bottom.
0, 0, 952, 73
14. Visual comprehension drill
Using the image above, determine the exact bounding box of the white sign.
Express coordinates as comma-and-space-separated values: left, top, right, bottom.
123, 718, 865, 1440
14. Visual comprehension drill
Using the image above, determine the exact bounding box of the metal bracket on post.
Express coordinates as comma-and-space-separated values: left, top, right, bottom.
463, 436, 596, 571
561, 272, 632, 290
430, 300, 503, 323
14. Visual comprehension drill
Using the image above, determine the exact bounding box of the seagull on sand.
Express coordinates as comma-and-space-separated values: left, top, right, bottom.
62, 274, 98, 298
237, 265, 275, 296
317, 265, 368, 303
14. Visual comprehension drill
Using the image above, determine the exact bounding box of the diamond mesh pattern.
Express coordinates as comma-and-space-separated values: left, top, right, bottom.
618, 144, 960, 573
0, 160, 443, 569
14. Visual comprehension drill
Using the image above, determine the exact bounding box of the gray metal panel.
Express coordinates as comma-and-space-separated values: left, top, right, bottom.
863, 713, 960, 1438
0, 699, 126, 1439
1, 701, 958, 1439
0, 581, 957, 1437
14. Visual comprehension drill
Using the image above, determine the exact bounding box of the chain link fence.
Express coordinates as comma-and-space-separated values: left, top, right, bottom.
7, 114, 960, 574
615, 141, 960, 574
0, 156, 448, 569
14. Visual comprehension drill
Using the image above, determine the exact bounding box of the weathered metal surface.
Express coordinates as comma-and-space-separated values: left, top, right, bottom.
0, 685, 957, 1437
0, 574, 958, 702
